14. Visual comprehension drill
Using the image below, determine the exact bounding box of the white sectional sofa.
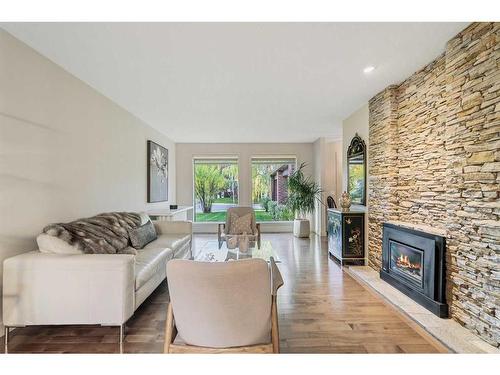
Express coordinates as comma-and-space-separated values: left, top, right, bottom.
2, 219, 192, 352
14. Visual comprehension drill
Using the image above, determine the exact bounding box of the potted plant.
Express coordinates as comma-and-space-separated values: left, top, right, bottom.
287, 162, 322, 238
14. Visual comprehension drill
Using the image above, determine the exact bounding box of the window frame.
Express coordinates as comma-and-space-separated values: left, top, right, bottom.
192, 156, 240, 223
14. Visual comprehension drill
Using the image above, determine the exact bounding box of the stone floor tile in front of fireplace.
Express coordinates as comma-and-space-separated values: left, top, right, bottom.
347, 266, 500, 354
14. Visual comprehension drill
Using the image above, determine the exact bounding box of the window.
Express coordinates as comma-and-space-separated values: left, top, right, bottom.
251, 157, 297, 222
193, 158, 238, 222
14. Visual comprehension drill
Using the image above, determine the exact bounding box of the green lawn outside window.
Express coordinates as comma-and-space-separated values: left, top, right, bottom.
195, 209, 274, 222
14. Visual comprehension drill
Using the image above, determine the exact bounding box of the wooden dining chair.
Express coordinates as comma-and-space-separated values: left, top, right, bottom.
164, 257, 283, 353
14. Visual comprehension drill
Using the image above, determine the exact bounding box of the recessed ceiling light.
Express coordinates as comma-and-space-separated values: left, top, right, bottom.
363, 66, 376, 74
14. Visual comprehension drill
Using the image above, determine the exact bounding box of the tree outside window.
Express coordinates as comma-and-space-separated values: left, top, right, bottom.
193, 159, 239, 222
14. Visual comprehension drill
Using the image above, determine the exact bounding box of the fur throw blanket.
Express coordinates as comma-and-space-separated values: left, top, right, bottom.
43, 212, 142, 254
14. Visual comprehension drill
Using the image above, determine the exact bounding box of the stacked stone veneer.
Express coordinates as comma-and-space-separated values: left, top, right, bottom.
368, 23, 499, 347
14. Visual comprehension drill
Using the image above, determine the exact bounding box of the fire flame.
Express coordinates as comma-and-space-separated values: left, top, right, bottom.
396, 254, 420, 270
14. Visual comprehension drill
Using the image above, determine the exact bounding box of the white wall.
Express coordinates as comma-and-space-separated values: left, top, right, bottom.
175, 143, 314, 232
330, 141, 343, 209
313, 139, 324, 235
313, 138, 342, 236
342, 104, 369, 191
0, 30, 176, 333
342, 103, 369, 254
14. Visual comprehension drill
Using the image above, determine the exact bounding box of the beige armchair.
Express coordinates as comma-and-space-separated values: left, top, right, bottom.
218, 206, 261, 249
164, 257, 283, 353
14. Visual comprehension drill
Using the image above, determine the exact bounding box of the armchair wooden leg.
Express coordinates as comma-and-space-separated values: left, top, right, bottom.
164, 302, 177, 353
119, 324, 125, 354
4, 326, 9, 354
271, 296, 280, 353
218, 223, 225, 249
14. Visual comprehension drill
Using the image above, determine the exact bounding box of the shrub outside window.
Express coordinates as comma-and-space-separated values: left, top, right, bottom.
251, 157, 297, 222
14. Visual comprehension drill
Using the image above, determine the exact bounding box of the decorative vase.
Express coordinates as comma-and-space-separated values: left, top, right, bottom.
340, 191, 352, 211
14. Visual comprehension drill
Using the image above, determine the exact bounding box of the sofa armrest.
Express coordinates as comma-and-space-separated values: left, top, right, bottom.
3, 251, 135, 327
153, 220, 192, 235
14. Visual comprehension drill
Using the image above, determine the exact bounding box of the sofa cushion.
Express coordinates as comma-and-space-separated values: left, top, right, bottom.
135, 247, 174, 291
142, 234, 191, 255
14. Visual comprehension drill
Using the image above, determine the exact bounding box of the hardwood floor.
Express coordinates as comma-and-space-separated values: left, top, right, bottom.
1, 233, 445, 354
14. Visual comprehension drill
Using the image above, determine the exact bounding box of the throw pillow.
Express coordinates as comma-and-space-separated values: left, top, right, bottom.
229, 213, 253, 235
139, 212, 152, 225
128, 221, 157, 249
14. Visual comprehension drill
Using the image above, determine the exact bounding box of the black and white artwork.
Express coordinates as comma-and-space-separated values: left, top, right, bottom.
147, 140, 168, 202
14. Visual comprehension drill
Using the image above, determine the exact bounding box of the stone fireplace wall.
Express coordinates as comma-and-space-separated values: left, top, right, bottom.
368, 22, 499, 347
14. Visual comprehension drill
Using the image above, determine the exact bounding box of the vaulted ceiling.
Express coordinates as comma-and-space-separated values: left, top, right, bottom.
2, 22, 468, 142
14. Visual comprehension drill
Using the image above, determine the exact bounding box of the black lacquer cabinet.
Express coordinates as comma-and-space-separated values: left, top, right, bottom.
327, 208, 365, 265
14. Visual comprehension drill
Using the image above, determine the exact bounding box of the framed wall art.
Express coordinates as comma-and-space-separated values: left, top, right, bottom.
147, 140, 168, 203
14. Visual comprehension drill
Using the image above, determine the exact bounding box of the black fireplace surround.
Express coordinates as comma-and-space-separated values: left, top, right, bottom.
380, 223, 448, 318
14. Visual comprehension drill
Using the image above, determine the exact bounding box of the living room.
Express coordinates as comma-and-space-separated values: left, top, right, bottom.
1, 1, 499, 372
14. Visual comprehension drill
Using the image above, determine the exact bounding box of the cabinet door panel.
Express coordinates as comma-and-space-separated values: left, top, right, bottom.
343, 215, 364, 257
328, 211, 342, 258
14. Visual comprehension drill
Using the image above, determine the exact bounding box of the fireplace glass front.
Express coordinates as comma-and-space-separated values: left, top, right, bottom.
389, 240, 423, 286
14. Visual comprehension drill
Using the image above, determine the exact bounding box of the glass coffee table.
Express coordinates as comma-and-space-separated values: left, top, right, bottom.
193, 239, 280, 263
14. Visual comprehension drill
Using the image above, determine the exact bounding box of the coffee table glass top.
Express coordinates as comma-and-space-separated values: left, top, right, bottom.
193, 240, 280, 263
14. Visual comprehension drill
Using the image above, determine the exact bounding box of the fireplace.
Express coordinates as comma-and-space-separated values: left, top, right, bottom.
380, 223, 448, 318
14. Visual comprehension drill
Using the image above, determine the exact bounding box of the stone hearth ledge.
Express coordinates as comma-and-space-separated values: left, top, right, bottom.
347, 266, 500, 354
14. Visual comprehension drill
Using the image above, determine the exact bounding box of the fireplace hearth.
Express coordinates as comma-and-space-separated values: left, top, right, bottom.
380, 223, 448, 318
